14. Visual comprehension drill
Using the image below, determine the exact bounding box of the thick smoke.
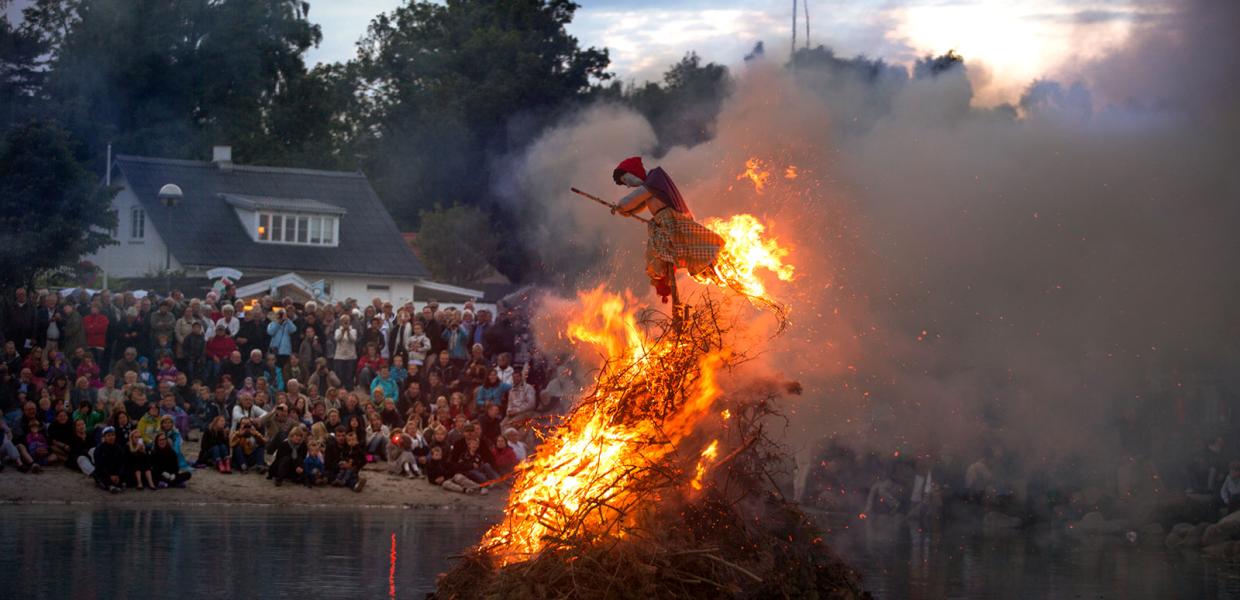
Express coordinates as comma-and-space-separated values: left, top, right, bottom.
504, 0, 1240, 483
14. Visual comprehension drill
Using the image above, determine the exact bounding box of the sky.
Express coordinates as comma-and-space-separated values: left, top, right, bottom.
5, 0, 1169, 105
307, 0, 1167, 105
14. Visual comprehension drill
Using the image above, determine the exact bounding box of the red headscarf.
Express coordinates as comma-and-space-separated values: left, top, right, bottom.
613, 156, 647, 184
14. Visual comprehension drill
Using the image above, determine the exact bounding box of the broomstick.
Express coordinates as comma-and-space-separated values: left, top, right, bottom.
571, 188, 650, 224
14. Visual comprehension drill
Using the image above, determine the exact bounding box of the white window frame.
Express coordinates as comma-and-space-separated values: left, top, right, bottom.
254, 211, 339, 247
130, 207, 145, 240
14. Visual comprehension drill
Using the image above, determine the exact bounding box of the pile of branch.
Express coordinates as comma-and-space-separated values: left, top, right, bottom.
433, 294, 868, 599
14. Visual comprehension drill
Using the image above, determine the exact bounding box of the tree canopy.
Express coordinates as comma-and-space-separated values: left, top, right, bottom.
413, 205, 500, 285
0, 121, 117, 288
28, 0, 332, 168
353, 0, 611, 225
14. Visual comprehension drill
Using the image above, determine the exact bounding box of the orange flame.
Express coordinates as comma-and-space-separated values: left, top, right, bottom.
699, 214, 795, 299
785, 165, 799, 179
479, 213, 795, 565
690, 439, 720, 491
736, 158, 771, 194
481, 288, 726, 565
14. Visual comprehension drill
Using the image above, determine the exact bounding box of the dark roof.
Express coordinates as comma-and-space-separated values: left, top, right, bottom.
221, 193, 348, 216
114, 155, 429, 279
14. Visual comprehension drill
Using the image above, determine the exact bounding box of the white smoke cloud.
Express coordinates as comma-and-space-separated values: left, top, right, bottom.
506, 0, 1240, 478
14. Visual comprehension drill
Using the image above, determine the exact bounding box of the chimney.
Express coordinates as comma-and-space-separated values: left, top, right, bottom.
212, 145, 233, 170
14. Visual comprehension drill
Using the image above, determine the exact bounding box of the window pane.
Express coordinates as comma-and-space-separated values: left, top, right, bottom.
271, 214, 283, 241
310, 217, 322, 244
132, 208, 144, 239
297, 217, 308, 243
323, 218, 335, 244
259, 214, 269, 241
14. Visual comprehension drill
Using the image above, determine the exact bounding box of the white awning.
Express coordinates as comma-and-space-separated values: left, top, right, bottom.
235, 272, 318, 302
414, 280, 484, 300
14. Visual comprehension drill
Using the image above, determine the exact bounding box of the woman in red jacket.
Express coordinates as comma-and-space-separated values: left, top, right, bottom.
204, 328, 238, 388
82, 304, 110, 366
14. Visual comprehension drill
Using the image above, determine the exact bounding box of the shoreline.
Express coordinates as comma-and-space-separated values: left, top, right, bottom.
0, 446, 509, 513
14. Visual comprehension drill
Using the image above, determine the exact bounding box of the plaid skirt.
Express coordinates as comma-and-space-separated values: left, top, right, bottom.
646, 209, 724, 279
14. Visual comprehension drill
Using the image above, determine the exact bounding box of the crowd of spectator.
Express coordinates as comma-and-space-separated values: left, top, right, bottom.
0, 285, 582, 497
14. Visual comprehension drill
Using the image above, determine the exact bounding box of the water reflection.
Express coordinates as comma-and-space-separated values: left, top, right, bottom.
6, 505, 1238, 598
0, 505, 497, 600
830, 517, 1240, 600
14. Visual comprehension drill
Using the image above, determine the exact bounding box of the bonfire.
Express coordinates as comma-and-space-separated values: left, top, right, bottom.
434, 212, 867, 599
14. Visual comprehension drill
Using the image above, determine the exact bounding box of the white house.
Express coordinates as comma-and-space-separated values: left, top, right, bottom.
88, 146, 480, 305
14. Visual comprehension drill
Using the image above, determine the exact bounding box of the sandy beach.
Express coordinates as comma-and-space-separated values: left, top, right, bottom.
0, 437, 508, 512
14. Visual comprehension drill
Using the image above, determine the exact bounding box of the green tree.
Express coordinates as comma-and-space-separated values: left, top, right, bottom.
354, 0, 611, 227
28, 0, 338, 169
627, 52, 729, 150
0, 121, 117, 289
414, 205, 499, 284
0, 0, 47, 132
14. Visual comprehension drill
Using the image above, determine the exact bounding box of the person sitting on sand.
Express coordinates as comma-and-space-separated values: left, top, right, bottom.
93, 427, 125, 493
388, 420, 428, 478
151, 433, 191, 489
365, 414, 390, 460
269, 425, 308, 486
24, 419, 57, 467
136, 401, 162, 445
425, 445, 485, 495
493, 435, 518, 475
456, 436, 500, 485
331, 430, 367, 492
230, 417, 267, 474
157, 415, 190, 473
304, 439, 326, 487
197, 416, 232, 472
124, 429, 155, 490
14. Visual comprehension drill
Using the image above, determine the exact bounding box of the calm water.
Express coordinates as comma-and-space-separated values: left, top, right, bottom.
0, 505, 496, 600
0, 505, 1234, 599
829, 521, 1240, 600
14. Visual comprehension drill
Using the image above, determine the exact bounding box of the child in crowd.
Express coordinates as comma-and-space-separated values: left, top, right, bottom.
407, 322, 430, 366
137, 402, 162, 444
388, 421, 427, 478
25, 420, 56, 467
136, 357, 154, 388
304, 440, 326, 487
77, 355, 102, 388
390, 355, 408, 388
159, 393, 190, 438
156, 358, 178, 385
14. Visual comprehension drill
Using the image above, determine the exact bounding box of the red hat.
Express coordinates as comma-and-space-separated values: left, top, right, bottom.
613, 156, 647, 185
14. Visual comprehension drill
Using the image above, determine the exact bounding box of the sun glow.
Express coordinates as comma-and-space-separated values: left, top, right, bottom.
890, 1, 1140, 105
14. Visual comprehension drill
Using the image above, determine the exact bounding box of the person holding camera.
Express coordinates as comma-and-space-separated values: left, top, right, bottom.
266, 309, 297, 371
229, 417, 267, 473
332, 315, 357, 391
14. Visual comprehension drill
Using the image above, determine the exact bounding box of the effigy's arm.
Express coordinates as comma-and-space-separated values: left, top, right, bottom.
615, 186, 652, 216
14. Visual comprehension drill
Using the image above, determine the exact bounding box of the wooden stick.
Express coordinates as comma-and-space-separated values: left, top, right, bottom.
571, 187, 650, 223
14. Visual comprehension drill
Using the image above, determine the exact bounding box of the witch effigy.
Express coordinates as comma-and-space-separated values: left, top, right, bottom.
609, 156, 725, 304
